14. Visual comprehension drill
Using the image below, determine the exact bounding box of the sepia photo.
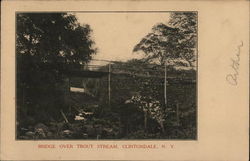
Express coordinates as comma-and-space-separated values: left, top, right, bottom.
16, 11, 197, 140
1, 1, 249, 160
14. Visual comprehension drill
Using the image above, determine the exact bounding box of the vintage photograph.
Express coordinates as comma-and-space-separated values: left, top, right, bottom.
16, 11, 197, 140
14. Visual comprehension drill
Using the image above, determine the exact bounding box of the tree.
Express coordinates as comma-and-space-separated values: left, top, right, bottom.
168, 12, 197, 67
132, 12, 198, 136
133, 12, 197, 68
16, 13, 96, 65
16, 13, 97, 123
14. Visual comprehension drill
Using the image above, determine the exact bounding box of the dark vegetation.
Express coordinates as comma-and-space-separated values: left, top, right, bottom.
16, 12, 197, 140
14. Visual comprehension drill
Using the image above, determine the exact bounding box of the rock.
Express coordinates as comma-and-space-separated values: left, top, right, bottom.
75, 115, 85, 121
62, 130, 73, 138
46, 132, 54, 139
103, 127, 113, 133
82, 133, 88, 139
34, 123, 50, 138
35, 128, 46, 138
25, 131, 35, 137
35, 123, 49, 133
63, 129, 72, 134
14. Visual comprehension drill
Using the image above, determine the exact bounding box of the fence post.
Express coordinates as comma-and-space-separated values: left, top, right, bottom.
164, 63, 167, 106
108, 64, 111, 105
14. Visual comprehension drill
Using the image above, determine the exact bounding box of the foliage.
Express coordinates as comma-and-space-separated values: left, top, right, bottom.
16, 13, 96, 124
168, 12, 197, 67
16, 13, 96, 64
133, 12, 197, 68
126, 95, 166, 133
133, 25, 180, 65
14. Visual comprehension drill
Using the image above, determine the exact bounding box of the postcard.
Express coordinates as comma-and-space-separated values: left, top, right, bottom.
0, 0, 249, 160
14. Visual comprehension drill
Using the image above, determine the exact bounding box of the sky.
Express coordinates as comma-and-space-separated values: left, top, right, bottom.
75, 12, 170, 65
